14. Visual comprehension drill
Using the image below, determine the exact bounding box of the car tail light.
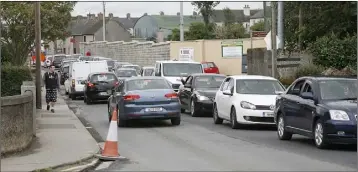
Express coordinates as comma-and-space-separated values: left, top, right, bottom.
165, 93, 178, 99
88, 82, 94, 87
124, 94, 140, 101
71, 79, 75, 87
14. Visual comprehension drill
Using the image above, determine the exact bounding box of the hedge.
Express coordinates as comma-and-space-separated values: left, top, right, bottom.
2, 65, 33, 96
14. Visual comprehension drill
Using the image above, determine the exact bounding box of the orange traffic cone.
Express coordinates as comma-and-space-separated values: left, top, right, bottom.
96, 108, 127, 161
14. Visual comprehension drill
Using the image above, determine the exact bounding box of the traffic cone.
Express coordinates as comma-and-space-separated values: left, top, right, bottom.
96, 108, 127, 161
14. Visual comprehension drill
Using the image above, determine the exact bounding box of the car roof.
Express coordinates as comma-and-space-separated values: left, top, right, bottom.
123, 64, 139, 67
117, 68, 136, 71
142, 66, 155, 69
191, 73, 226, 77
299, 76, 357, 81
124, 76, 165, 81
156, 60, 201, 64
229, 75, 278, 80
90, 72, 115, 76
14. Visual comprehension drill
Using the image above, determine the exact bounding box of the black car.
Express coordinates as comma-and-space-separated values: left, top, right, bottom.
52, 55, 66, 68
83, 72, 119, 104
274, 76, 357, 149
178, 73, 226, 117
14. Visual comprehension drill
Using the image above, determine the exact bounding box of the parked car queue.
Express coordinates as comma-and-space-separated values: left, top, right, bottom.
55, 55, 357, 150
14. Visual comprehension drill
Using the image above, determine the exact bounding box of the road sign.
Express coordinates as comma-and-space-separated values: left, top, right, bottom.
252, 31, 267, 38
264, 31, 281, 50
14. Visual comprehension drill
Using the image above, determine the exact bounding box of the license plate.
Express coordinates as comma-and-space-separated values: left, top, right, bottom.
263, 112, 274, 117
145, 107, 163, 112
99, 92, 108, 96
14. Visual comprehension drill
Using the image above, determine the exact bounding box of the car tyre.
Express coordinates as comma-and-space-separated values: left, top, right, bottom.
71, 94, 76, 100
171, 117, 181, 126
86, 96, 93, 105
190, 99, 199, 117
230, 107, 240, 129
117, 108, 127, 127
314, 119, 328, 149
65, 91, 69, 95
180, 108, 185, 113
277, 114, 293, 140
213, 104, 223, 124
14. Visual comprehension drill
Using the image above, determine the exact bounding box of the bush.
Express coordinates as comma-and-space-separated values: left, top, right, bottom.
309, 33, 357, 70
2, 65, 33, 96
278, 77, 295, 88
294, 64, 325, 79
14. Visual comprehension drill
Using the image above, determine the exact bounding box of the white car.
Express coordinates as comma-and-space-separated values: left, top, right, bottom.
213, 75, 286, 129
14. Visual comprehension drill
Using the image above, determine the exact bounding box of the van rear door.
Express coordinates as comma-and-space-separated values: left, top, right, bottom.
90, 61, 108, 73
73, 63, 91, 84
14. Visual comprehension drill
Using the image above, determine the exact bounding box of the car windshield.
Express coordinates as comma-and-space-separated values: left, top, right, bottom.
124, 66, 140, 72
90, 74, 117, 83
71, 55, 81, 59
116, 70, 137, 77
194, 76, 225, 88
126, 79, 171, 91
163, 63, 203, 77
143, 69, 154, 76
319, 79, 357, 100
54, 56, 66, 61
79, 56, 93, 61
63, 66, 69, 73
236, 79, 285, 95
107, 60, 115, 68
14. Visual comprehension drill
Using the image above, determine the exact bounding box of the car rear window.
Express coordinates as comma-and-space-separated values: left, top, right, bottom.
54, 56, 66, 61
203, 62, 216, 68
116, 70, 137, 77
63, 66, 69, 73
90, 74, 117, 83
126, 79, 171, 91
143, 69, 154, 76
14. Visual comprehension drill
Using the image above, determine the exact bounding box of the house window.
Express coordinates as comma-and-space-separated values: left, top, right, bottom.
84, 36, 87, 42
73, 48, 76, 54
63, 48, 66, 54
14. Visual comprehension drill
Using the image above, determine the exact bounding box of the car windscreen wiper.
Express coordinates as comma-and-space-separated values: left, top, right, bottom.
338, 98, 357, 100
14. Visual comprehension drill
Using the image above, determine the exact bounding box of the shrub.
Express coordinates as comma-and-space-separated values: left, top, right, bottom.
2, 65, 33, 96
309, 33, 357, 70
278, 77, 295, 88
294, 64, 325, 79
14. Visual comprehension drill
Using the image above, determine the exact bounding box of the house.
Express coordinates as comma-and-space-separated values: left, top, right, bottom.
211, 5, 262, 33
133, 12, 203, 41
250, 10, 265, 27
48, 13, 132, 55
118, 13, 139, 36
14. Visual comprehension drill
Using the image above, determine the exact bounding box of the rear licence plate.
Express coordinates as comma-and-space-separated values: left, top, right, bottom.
99, 92, 108, 96
263, 112, 274, 117
145, 107, 163, 112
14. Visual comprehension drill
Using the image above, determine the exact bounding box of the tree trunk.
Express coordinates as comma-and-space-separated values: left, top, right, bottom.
298, 3, 303, 51
53, 40, 58, 54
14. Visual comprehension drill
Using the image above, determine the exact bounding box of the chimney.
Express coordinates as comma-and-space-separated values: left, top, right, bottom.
177, 12, 180, 16
243, 5, 250, 16
109, 13, 114, 18
97, 12, 103, 19
126, 13, 130, 19
160, 11, 164, 16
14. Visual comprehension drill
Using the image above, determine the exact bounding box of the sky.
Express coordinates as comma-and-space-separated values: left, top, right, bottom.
72, 2, 263, 18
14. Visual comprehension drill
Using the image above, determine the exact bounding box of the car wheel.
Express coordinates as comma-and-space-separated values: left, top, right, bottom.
86, 96, 92, 105
314, 119, 328, 149
190, 99, 199, 117
277, 114, 293, 140
117, 107, 127, 127
230, 107, 240, 129
84, 95, 87, 103
213, 104, 223, 124
108, 105, 112, 123
171, 117, 181, 126
71, 94, 76, 100
181, 108, 185, 113
65, 91, 69, 95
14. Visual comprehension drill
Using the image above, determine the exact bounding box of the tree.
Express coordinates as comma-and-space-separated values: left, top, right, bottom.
191, 1, 220, 26
215, 23, 247, 39
223, 7, 235, 26
185, 22, 216, 40
1, 2, 75, 65
167, 28, 180, 41
250, 21, 264, 31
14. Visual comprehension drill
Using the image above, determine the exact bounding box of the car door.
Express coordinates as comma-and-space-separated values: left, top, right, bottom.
299, 81, 316, 132
216, 77, 230, 118
283, 79, 306, 129
179, 76, 193, 109
221, 78, 234, 119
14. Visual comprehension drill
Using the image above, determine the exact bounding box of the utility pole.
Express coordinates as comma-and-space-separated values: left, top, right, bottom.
179, 1, 184, 41
271, 2, 277, 78
0, 0, 2, 165
35, 2, 42, 109
298, 3, 303, 51
356, 2, 357, 120
277, 1, 284, 50
102, 2, 106, 41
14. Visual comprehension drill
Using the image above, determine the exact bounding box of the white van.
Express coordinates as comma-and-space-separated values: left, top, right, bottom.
65, 61, 108, 100
154, 60, 204, 92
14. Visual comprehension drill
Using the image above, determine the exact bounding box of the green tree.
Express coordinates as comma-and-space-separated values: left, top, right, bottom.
223, 7, 235, 26
250, 21, 264, 31
1, 2, 75, 65
215, 23, 247, 39
167, 28, 180, 41
185, 22, 216, 40
191, 1, 220, 26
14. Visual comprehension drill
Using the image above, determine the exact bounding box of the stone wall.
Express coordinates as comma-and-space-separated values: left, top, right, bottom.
247, 48, 313, 78
80, 41, 170, 66
1, 93, 34, 155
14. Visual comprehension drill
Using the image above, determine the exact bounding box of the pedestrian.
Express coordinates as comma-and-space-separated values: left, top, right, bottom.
86, 50, 91, 56
43, 65, 60, 113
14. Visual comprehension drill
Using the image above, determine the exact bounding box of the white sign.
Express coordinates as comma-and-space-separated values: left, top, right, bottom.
221, 40, 243, 58
179, 48, 194, 61
264, 31, 281, 50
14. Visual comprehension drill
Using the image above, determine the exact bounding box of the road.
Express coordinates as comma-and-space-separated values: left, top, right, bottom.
64, 94, 357, 171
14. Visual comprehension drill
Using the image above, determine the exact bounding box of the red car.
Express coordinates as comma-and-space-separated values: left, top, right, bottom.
201, 62, 220, 74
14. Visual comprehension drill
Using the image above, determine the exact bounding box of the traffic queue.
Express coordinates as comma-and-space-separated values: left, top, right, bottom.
49, 53, 357, 150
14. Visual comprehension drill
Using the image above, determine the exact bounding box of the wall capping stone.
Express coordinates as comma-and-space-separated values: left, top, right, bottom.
1, 94, 32, 106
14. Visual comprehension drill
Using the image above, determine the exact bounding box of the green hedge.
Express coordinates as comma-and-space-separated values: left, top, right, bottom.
2, 65, 33, 96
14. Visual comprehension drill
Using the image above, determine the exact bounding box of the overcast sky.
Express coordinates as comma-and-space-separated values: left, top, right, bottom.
72, 2, 263, 18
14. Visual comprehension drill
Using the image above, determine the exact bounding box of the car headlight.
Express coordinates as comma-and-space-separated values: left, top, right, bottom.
329, 110, 350, 121
240, 101, 256, 110
197, 95, 210, 101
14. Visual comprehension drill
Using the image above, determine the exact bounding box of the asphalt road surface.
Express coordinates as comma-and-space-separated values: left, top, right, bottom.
65, 95, 357, 171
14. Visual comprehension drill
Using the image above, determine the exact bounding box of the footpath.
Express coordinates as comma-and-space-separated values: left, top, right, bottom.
1, 88, 99, 171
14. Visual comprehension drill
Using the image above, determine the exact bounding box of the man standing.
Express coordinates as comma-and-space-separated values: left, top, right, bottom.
86, 50, 91, 56
43, 65, 59, 113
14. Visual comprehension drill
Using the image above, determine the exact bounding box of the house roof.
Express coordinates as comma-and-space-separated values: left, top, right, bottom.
151, 15, 203, 30
211, 9, 261, 23
69, 16, 99, 35
82, 18, 128, 35
250, 10, 266, 19
117, 17, 139, 29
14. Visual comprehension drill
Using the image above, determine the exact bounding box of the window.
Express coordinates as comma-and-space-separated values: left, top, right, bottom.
302, 83, 313, 94
162, 63, 203, 77
84, 36, 87, 42
236, 79, 285, 95
185, 76, 193, 85
227, 79, 234, 93
73, 48, 76, 54
194, 76, 225, 88
287, 79, 306, 95
63, 48, 66, 54
319, 79, 357, 100
126, 79, 171, 91
90, 74, 118, 83
220, 78, 231, 91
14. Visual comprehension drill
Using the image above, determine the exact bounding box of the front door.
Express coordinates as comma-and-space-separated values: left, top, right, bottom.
299, 82, 316, 132
221, 78, 234, 119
